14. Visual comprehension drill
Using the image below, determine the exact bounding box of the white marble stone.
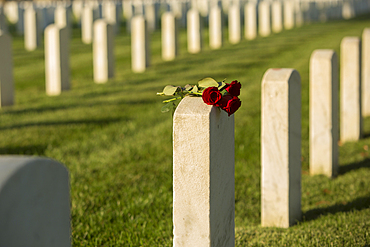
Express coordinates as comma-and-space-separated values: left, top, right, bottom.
261, 68, 302, 228
4, 1, 19, 24
342, 2, 355, 19
103, 1, 119, 34
144, 3, 157, 32
94, 20, 114, 83
161, 12, 178, 61
244, 2, 257, 40
284, 0, 294, 30
0, 156, 70, 247
187, 8, 202, 54
258, 1, 271, 37
55, 5, 70, 29
24, 6, 40, 51
72, 0, 83, 21
45, 25, 70, 96
0, 33, 14, 107
81, 5, 94, 44
131, 15, 149, 73
173, 97, 235, 246
228, 4, 241, 44
340, 37, 362, 142
272, 1, 283, 33
309, 50, 339, 177
209, 5, 223, 49
362, 28, 370, 117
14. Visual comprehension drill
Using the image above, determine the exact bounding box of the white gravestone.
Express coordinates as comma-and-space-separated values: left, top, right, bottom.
103, 1, 119, 34
309, 50, 339, 177
173, 97, 235, 247
144, 3, 157, 32
284, 0, 295, 29
209, 5, 223, 49
0, 156, 70, 247
187, 8, 202, 54
362, 28, 370, 117
55, 5, 70, 29
272, 1, 283, 33
245, 2, 257, 40
81, 5, 94, 44
45, 24, 70, 96
228, 4, 241, 44
0, 33, 14, 107
131, 15, 149, 73
340, 37, 362, 142
261, 68, 302, 228
24, 6, 40, 51
161, 12, 178, 61
259, 1, 271, 37
94, 20, 114, 83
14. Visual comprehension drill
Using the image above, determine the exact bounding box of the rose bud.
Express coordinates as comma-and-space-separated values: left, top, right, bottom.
202, 87, 222, 105
225, 80, 241, 97
220, 95, 241, 116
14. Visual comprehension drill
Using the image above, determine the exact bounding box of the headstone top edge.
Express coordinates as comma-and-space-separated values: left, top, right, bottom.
262, 68, 298, 84
174, 97, 215, 117
311, 49, 337, 60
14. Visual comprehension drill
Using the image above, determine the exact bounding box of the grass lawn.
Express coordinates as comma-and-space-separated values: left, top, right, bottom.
2, 14, 370, 246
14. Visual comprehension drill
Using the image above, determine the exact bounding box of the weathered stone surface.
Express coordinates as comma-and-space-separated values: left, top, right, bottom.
161, 12, 178, 61
362, 28, 370, 117
228, 4, 241, 44
261, 68, 302, 228
259, 1, 271, 37
0, 156, 70, 247
131, 15, 149, 73
45, 25, 70, 96
187, 8, 202, 54
244, 2, 257, 40
209, 5, 223, 49
173, 97, 235, 247
0, 33, 14, 107
81, 5, 94, 44
94, 20, 114, 83
340, 37, 362, 142
309, 50, 339, 177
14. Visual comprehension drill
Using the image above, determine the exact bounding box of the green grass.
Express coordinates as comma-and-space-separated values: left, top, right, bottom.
2, 15, 370, 246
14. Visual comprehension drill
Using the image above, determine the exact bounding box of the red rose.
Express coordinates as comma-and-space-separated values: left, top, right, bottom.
225, 80, 241, 96
202, 87, 222, 105
217, 95, 241, 116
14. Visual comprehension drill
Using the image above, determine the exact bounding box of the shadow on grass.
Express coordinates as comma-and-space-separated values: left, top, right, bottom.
0, 117, 127, 130
0, 145, 47, 156
303, 195, 370, 222
339, 158, 370, 175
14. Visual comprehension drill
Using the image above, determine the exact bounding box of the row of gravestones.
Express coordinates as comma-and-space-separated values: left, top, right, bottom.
172, 28, 370, 246
1, 0, 369, 101
0, 30, 368, 246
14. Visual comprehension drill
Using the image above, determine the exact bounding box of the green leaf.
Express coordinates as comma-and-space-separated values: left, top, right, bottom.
161, 102, 175, 113
184, 84, 193, 91
198, 77, 219, 88
192, 85, 199, 93
163, 85, 179, 96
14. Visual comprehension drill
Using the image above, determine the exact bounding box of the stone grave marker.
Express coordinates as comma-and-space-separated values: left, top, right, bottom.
209, 5, 223, 49
259, 1, 271, 37
261, 68, 302, 228
340, 37, 362, 142
362, 28, 370, 117
45, 24, 70, 96
173, 97, 235, 246
245, 2, 257, 40
131, 15, 149, 73
187, 8, 202, 54
93, 20, 114, 83
0, 33, 14, 107
0, 156, 70, 247
309, 49, 339, 177
228, 4, 241, 44
161, 12, 178, 61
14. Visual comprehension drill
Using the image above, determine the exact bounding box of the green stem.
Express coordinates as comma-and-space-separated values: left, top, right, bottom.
163, 97, 182, 103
